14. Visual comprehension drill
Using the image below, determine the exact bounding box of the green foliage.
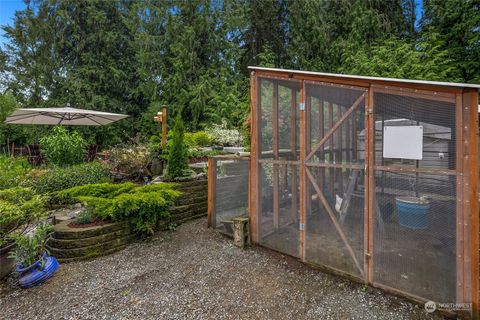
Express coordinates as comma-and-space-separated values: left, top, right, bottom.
75, 209, 94, 225
0, 155, 31, 190
206, 120, 242, 147
189, 131, 213, 148
0, 0, 478, 151
26, 162, 112, 194
148, 135, 165, 160
58, 182, 180, 235
340, 35, 462, 82
40, 127, 87, 166
167, 115, 189, 179
9, 223, 53, 267
109, 141, 153, 181
0, 187, 47, 248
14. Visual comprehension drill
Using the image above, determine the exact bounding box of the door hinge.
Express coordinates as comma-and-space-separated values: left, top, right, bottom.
299, 102, 305, 111
299, 223, 305, 231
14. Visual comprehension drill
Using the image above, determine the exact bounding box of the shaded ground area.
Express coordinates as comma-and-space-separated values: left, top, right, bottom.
0, 218, 441, 320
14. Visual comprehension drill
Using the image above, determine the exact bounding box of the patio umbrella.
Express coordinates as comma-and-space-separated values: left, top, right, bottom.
5, 107, 128, 126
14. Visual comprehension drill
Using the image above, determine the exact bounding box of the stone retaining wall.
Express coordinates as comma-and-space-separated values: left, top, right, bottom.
47, 178, 208, 263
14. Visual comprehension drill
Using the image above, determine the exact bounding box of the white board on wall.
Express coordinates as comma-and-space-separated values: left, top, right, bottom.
383, 126, 423, 160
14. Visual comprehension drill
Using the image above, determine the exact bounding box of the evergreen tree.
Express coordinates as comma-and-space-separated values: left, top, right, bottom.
167, 114, 189, 179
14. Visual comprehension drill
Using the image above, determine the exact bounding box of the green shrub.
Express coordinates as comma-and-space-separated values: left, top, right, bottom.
0, 187, 47, 248
60, 182, 180, 235
26, 161, 112, 194
54, 182, 137, 204
109, 143, 152, 181
167, 115, 189, 178
9, 223, 53, 267
75, 209, 94, 225
40, 126, 87, 166
192, 131, 213, 147
0, 156, 31, 190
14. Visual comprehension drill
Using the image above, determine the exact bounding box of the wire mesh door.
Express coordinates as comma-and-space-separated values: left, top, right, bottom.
304, 82, 368, 279
256, 77, 301, 258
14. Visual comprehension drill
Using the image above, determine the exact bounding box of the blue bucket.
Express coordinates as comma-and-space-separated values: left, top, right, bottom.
395, 197, 430, 229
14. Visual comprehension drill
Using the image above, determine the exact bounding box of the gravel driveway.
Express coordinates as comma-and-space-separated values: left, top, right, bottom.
1, 218, 441, 320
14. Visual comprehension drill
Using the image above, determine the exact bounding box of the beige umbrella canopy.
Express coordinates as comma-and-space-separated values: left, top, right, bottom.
5, 107, 128, 126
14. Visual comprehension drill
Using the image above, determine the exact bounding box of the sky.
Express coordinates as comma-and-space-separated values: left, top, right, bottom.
0, 0, 26, 47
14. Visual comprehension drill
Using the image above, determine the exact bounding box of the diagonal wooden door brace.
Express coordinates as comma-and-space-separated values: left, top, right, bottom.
306, 167, 365, 277
305, 93, 365, 162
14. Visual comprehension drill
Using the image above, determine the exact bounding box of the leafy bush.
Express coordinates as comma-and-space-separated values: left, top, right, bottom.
185, 131, 213, 148
206, 120, 242, 147
25, 161, 112, 194
75, 209, 94, 225
40, 126, 87, 166
54, 182, 137, 204
0, 187, 47, 248
167, 115, 189, 178
148, 135, 165, 160
109, 143, 152, 181
0, 156, 31, 190
9, 223, 53, 267
59, 182, 180, 235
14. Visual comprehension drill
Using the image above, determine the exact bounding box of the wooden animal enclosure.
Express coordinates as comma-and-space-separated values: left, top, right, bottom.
208, 66, 480, 318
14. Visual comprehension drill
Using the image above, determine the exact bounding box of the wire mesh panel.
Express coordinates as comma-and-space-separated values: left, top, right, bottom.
256, 76, 301, 258
213, 158, 249, 235
259, 163, 300, 257
372, 89, 458, 304
304, 82, 367, 279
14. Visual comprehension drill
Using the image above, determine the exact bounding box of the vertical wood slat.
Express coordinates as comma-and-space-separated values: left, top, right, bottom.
456, 93, 465, 304
329, 102, 334, 198
468, 91, 479, 319
319, 100, 325, 191
352, 112, 358, 161
463, 92, 472, 307
366, 87, 374, 283
291, 89, 298, 222
249, 71, 260, 243
207, 157, 216, 228
337, 104, 343, 192
346, 114, 351, 164
299, 80, 306, 261
273, 83, 280, 229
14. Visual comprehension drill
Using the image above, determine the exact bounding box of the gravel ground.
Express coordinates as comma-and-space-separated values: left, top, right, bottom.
1, 218, 443, 320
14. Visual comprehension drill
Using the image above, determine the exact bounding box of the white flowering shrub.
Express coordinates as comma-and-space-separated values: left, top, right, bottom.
206, 120, 242, 147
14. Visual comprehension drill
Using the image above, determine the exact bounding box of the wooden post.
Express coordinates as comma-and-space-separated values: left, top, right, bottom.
250, 72, 260, 243
455, 93, 465, 304
337, 104, 343, 192
319, 100, 325, 189
468, 91, 479, 319
299, 80, 306, 261
207, 157, 217, 228
365, 87, 374, 283
329, 102, 334, 198
161, 105, 168, 146
273, 83, 280, 229
290, 89, 298, 222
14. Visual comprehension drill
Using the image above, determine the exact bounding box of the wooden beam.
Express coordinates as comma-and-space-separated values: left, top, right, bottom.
291, 89, 298, 223
319, 99, 325, 190
337, 104, 344, 193
329, 102, 334, 199
455, 93, 465, 304
299, 80, 306, 261
273, 83, 280, 229
366, 86, 375, 283
468, 91, 479, 319
207, 157, 216, 228
250, 71, 260, 243
306, 167, 364, 277
306, 93, 365, 161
